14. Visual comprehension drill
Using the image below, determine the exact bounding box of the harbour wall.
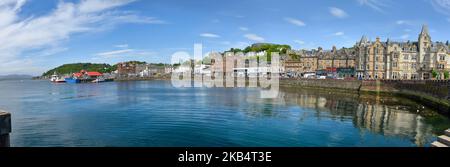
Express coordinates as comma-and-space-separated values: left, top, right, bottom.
0, 111, 11, 147
280, 79, 450, 116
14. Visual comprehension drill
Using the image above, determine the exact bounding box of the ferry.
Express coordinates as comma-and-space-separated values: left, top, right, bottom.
50, 72, 66, 83
64, 77, 81, 83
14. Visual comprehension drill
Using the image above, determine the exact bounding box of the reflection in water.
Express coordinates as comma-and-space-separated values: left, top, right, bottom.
0, 80, 449, 147
276, 89, 436, 147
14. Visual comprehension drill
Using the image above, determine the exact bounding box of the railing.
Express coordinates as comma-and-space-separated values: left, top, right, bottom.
0, 111, 11, 147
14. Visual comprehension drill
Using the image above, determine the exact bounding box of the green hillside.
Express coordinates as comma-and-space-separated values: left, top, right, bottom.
42, 63, 116, 77
226, 43, 291, 54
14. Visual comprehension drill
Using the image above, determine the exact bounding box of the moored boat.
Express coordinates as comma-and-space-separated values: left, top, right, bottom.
54, 78, 66, 83
65, 77, 81, 83
92, 77, 105, 83
50, 72, 66, 83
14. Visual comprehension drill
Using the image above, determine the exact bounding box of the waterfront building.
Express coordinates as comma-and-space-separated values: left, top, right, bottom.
207, 25, 449, 80
117, 62, 138, 77
136, 64, 167, 77
284, 47, 356, 78
316, 46, 356, 71
285, 50, 318, 77
209, 51, 284, 78
355, 25, 450, 80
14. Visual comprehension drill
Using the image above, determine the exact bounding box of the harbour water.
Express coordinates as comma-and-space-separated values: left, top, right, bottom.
0, 79, 449, 147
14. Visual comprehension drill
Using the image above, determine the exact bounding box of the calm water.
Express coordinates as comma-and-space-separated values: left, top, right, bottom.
0, 79, 449, 147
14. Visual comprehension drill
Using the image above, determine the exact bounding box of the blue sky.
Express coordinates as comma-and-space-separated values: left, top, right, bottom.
1, 0, 450, 75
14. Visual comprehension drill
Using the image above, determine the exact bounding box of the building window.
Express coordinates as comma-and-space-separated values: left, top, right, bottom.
375, 65, 378, 70
440, 54, 446, 61
412, 63, 416, 69
392, 72, 398, 79
404, 54, 409, 60
403, 73, 408, 80
411, 55, 417, 60
393, 62, 398, 68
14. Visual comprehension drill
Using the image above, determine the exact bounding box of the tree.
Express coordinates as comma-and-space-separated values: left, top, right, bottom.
432, 69, 438, 79
445, 71, 449, 80
43, 63, 116, 77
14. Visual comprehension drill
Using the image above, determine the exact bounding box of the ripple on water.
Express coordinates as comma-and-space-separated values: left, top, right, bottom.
1, 80, 449, 147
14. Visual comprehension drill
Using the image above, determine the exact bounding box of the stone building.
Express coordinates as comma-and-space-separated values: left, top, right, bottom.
316, 46, 356, 70
355, 25, 450, 80
284, 47, 356, 77
116, 62, 138, 77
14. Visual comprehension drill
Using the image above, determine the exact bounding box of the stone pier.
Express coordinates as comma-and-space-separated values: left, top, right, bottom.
431, 129, 450, 147
0, 111, 11, 147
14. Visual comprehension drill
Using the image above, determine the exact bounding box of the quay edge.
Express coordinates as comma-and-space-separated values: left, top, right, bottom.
0, 111, 11, 147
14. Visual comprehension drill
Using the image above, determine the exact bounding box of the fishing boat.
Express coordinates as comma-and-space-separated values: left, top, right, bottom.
54, 78, 66, 83
50, 72, 66, 83
65, 70, 105, 83
50, 74, 58, 82
65, 77, 81, 83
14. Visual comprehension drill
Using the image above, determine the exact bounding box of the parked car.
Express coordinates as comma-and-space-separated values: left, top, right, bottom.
317, 76, 326, 79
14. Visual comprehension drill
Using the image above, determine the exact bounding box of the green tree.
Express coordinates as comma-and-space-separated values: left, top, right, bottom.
432, 69, 438, 79
444, 71, 449, 79
43, 63, 116, 77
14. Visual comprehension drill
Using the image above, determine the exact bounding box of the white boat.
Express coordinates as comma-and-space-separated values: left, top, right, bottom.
92, 77, 105, 83
54, 78, 66, 83
50, 74, 58, 82
50, 72, 66, 83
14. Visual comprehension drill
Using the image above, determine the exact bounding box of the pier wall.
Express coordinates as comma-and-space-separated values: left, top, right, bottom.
0, 111, 11, 147
280, 79, 450, 116
280, 79, 362, 91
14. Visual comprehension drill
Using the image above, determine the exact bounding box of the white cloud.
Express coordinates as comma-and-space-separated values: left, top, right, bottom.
431, 0, 450, 16
284, 17, 306, 27
220, 41, 250, 49
115, 44, 129, 48
94, 47, 156, 60
244, 34, 265, 42
294, 40, 305, 45
400, 34, 410, 40
357, 0, 389, 13
200, 33, 220, 38
233, 42, 250, 48
0, 0, 163, 75
329, 7, 348, 18
396, 20, 415, 26
239, 27, 249, 31
396, 20, 407, 25
96, 49, 135, 57
333, 32, 345, 36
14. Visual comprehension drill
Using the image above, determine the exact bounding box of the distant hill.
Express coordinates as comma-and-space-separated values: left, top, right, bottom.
0, 74, 33, 80
226, 43, 291, 54
42, 63, 116, 77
